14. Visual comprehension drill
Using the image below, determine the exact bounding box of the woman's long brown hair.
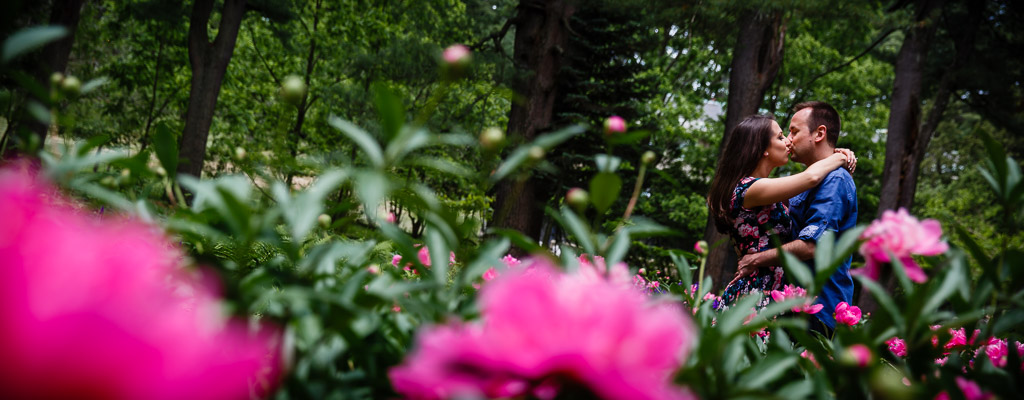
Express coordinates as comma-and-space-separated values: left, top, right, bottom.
707, 114, 776, 233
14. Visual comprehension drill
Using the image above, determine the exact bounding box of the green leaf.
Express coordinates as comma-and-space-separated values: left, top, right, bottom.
854, 275, 905, 331
813, 230, 835, 278
548, 206, 595, 255
354, 170, 391, 221
623, 216, 680, 238
920, 257, 963, 318
533, 125, 585, 148
606, 129, 650, 145
738, 353, 799, 389
385, 127, 431, 163
153, 122, 178, 178
80, 77, 109, 95
373, 82, 405, 141
782, 250, 814, 294
589, 172, 622, 214
328, 116, 384, 168
718, 293, 762, 336
604, 229, 630, 267
460, 238, 511, 287
425, 228, 450, 286
407, 156, 474, 177
2, 26, 67, 63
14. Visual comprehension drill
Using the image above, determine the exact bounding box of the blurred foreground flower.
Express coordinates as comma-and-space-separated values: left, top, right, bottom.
0, 168, 280, 399
856, 208, 947, 283
390, 259, 695, 399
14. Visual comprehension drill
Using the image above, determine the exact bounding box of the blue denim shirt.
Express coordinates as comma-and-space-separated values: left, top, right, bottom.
790, 168, 858, 329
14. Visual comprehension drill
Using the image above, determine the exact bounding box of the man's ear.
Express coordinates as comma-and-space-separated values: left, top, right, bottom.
812, 125, 827, 143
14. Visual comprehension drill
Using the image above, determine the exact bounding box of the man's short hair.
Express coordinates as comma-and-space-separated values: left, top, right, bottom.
793, 101, 841, 147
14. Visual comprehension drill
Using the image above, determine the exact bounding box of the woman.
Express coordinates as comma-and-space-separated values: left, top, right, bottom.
706, 114, 854, 307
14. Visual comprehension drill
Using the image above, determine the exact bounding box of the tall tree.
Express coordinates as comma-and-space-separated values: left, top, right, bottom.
491, 0, 577, 250
177, 0, 248, 180
702, 8, 785, 291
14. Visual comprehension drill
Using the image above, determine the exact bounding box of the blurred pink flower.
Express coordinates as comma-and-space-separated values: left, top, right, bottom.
392, 254, 403, 266
769, 284, 823, 314
800, 350, 820, 368
577, 254, 632, 286
502, 254, 522, 268
834, 302, 862, 326
842, 344, 873, 368
945, 328, 968, 350
442, 44, 471, 65
482, 267, 498, 281
603, 115, 627, 135
386, 212, 396, 224
856, 208, 947, 283
0, 168, 279, 399
955, 377, 993, 400
389, 259, 695, 400
886, 337, 907, 357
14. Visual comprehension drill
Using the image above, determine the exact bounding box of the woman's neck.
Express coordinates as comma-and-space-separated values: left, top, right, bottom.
751, 159, 773, 179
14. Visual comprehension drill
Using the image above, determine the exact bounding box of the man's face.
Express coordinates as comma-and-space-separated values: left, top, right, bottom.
787, 108, 815, 165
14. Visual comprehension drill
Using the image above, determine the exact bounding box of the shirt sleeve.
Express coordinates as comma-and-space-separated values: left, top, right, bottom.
796, 172, 855, 242
731, 177, 759, 212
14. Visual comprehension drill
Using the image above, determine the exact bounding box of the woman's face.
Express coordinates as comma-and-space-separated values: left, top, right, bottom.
767, 121, 792, 167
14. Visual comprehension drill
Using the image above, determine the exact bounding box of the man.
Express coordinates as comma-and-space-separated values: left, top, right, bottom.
735, 101, 858, 334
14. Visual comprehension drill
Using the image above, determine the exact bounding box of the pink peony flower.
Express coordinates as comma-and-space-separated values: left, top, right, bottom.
983, 337, 1008, 368
834, 302, 862, 326
392, 254, 403, 266
955, 376, 993, 400
886, 337, 908, 357
856, 208, 948, 283
482, 267, 498, 281
842, 344, 873, 368
502, 254, 522, 268
442, 44, 471, 65
386, 212, 396, 224
389, 259, 696, 400
603, 115, 627, 135
0, 168, 279, 399
770, 284, 824, 314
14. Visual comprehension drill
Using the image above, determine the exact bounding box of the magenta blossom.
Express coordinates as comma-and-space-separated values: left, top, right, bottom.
886, 337, 908, 357
856, 208, 948, 283
955, 377, 993, 400
770, 285, 824, 314
604, 115, 627, 135
389, 259, 696, 400
0, 168, 279, 399
982, 337, 1008, 368
834, 302, 862, 326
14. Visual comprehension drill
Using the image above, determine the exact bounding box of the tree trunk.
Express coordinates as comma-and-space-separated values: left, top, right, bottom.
177, 0, 248, 180
860, 0, 982, 314
703, 9, 785, 292
3, 0, 85, 159
491, 0, 577, 255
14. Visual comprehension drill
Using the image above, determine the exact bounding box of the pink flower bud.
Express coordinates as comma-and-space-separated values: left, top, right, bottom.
566, 187, 589, 211
603, 115, 627, 135
442, 44, 471, 65
841, 344, 872, 368
694, 241, 708, 255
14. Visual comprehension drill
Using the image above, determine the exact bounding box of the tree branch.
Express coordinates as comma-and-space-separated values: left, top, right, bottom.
790, 28, 896, 105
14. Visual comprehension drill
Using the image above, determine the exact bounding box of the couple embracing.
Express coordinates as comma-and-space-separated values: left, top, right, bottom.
707, 101, 858, 335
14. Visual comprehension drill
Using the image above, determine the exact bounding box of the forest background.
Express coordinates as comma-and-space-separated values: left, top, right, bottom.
2, 0, 1022, 306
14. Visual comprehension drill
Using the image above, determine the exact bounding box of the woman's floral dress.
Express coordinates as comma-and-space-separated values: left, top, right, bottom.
719, 177, 794, 308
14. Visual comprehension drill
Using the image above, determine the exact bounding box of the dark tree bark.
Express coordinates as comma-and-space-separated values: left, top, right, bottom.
491, 0, 577, 255
177, 0, 247, 180
703, 9, 786, 291
2, 0, 86, 159
860, 0, 982, 313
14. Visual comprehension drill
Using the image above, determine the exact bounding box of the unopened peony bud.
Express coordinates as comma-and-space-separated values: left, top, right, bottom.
155, 166, 167, 177
50, 72, 64, 86
367, 264, 381, 274
603, 115, 626, 135
479, 127, 505, 151
234, 147, 246, 160
60, 75, 81, 97
528, 146, 545, 161
566, 187, 589, 211
100, 176, 117, 188
442, 44, 471, 65
280, 75, 307, 106
641, 151, 656, 165
840, 344, 873, 368
694, 240, 708, 255
317, 213, 332, 228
